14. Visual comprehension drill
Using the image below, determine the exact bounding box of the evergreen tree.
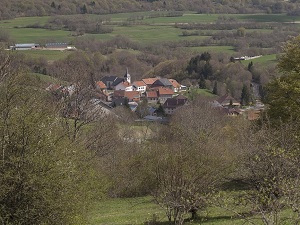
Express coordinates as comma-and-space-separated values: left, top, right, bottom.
248, 61, 253, 72
213, 81, 218, 95
81, 4, 87, 14
241, 84, 251, 106
50, 1, 56, 8
199, 76, 206, 89
156, 103, 165, 116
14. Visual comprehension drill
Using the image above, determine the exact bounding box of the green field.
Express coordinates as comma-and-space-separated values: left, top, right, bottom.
87, 195, 265, 225
19, 50, 73, 61
240, 54, 277, 67
6, 28, 72, 43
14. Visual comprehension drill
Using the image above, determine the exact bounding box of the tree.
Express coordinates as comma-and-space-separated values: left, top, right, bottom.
81, 4, 87, 14
277, 35, 300, 74
248, 61, 253, 72
264, 35, 300, 124
237, 27, 246, 37
240, 84, 251, 106
0, 50, 106, 224
150, 97, 237, 224
50, 1, 56, 8
213, 81, 218, 95
235, 121, 300, 225
198, 75, 206, 89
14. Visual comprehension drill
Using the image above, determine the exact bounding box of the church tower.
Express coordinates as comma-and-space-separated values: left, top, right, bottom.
124, 68, 131, 84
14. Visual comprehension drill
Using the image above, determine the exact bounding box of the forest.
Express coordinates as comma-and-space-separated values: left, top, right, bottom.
2, 1, 300, 225
1, 0, 300, 19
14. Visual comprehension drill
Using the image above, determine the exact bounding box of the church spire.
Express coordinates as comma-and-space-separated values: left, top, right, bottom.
124, 67, 131, 84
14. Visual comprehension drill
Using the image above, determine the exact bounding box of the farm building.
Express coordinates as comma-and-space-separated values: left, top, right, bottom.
10, 43, 40, 50
45, 42, 68, 50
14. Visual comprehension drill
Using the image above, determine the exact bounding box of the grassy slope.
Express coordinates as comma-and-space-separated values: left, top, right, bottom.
87, 196, 252, 225
19, 50, 73, 61
240, 54, 277, 67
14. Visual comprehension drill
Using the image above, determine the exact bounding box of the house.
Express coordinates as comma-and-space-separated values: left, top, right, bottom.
95, 81, 107, 91
114, 81, 133, 91
142, 78, 159, 88
162, 95, 188, 115
125, 91, 140, 102
94, 90, 109, 102
216, 93, 240, 107
111, 77, 125, 89
113, 90, 125, 100
151, 78, 173, 89
156, 87, 174, 103
169, 79, 181, 92
101, 76, 121, 89
146, 91, 159, 103
133, 81, 147, 93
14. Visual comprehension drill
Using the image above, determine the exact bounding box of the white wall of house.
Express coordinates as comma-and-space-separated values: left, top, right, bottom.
115, 83, 133, 91
133, 85, 146, 93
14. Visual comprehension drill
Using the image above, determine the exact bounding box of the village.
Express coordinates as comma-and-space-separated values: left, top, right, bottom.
46, 68, 264, 122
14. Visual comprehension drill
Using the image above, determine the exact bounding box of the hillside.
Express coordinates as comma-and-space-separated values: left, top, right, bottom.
1, 0, 300, 19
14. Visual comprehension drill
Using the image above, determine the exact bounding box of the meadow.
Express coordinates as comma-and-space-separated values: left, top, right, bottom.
87, 196, 243, 225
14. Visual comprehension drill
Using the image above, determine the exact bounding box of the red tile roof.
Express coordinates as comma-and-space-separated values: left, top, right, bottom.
113, 90, 125, 98
169, 79, 181, 88
142, 78, 159, 85
133, 81, 146, 87
96, 81, 107, 89
157, 87, 174, 95
116, 81, 131, 87
125, 91, 140, 101
146, 91, 158, 98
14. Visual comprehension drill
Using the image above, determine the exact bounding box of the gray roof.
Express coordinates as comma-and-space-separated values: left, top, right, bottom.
101, 76, 119, 83
112, 77, 124, 86
15, 43, 39, 47
152, 78, 172, 87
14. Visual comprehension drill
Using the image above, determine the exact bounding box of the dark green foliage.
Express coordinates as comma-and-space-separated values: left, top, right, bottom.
213, 81, 218, 95
156, 103, 165, 116
198, 75, 206, 89
240, 84, 251, 106
50, 1, 56, 8
187, 52, 212, 82
81, 4, 87, 14
248, 61, 253, 72
264, 35, 300, 124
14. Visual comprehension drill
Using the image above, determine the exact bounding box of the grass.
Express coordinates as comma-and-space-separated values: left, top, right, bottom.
238, 14, 300, 23
181, 46, 235, 54
6, 28, 72, 43
0, 16, 50, 28
18, 50, 73, 61
87, 195, 256, 225
185, 88, 217, 100
87, 196, 167, 225
240, 54, 277, 67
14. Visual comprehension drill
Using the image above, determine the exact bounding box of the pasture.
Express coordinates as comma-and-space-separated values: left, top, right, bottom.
87, 195, 268, 225
18, 49, 73, 61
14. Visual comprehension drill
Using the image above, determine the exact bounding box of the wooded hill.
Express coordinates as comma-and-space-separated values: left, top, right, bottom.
1, 0, 300, 19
